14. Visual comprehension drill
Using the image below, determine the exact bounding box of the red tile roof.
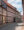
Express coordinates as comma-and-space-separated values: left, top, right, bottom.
3, 0, 16, 10
3, 0, 19, 13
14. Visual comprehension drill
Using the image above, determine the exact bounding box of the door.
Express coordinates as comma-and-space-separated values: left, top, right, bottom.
13, 17, 16, 22
3, 16, 6, 23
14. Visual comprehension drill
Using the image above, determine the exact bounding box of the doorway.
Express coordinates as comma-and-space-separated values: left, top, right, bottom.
13, 17, 16, 22
3, 16, 6, 24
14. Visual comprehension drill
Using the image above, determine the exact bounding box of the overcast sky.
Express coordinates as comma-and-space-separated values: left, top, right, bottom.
7, 0, 23, 15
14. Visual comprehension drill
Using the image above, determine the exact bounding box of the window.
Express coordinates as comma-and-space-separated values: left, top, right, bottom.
3, 9, 6, 16
0, 0, 1, 5
1, 0, 7, 9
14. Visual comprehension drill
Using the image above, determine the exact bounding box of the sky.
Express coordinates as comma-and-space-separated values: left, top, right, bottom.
7, 0, 23, 15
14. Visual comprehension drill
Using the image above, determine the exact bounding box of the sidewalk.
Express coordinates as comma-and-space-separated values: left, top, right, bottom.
15, 23, 24, 30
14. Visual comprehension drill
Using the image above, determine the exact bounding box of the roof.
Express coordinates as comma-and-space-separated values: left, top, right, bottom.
3, 0, 20, 13
3, 0, 16, 10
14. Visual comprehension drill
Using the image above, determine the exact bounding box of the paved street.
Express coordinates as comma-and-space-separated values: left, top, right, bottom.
0, 23, 17, 30
0, 24, 8, 30
0, 23, 24, 30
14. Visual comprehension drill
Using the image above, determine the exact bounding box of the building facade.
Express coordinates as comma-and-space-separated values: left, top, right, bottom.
15, 11, 22, 23
0, 0, 21, 24
0, 0, 7, 24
